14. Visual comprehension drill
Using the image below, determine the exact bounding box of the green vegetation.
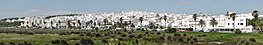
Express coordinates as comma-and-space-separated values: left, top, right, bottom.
0, 28, 262, 45
0, 17, 23, 21
0, 21, 22, 27
45, 14, 82, 19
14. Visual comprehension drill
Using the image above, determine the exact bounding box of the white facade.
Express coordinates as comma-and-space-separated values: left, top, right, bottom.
17, 11, 261, 33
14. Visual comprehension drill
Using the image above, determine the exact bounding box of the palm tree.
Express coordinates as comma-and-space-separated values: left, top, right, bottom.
77, 20, 82, 29
58, 20, 61, 28
255, 20, 262, 31
149, 22, 155, 29
119, 17, 123, 28
163, 15, 167, 29
192, 14, 197, 31
51, 21, 54, 29
229, 12, 236, 31
259, 22, 263, 31
198, 19, 205, 30
252, 10, 259, 19
210, 18, 218, 32
251, 10, 260, 31
226, 12, 230, 16
67, 20, 72, 29
103, 19, 108, 25
139, 17, 143, 30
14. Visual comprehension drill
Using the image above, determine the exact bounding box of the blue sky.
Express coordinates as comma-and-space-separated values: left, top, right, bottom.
0, 0, 263, 18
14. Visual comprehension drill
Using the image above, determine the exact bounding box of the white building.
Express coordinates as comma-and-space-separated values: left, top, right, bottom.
17, 11, 262, 33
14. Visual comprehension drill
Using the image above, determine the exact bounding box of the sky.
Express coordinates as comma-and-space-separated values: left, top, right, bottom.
0, 0, 263, 18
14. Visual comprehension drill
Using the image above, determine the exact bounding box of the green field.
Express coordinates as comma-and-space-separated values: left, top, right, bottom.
0, 29, 262, 45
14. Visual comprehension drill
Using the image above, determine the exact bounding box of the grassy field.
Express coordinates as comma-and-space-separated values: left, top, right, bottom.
0, 29, 262, 45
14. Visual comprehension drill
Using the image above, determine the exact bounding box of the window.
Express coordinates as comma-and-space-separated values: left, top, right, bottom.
232, 23, 234, 25
240, 23, 243, 25
228, 23, 230, 25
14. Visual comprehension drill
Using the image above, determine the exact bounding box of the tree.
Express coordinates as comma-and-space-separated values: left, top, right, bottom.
80, 38, 95, 45
255, 20, 263, 31
259, 22, 263, 31
103, 19, 108, 25
58, 20, 61, 28
249, 38, 256, 42
139, 17, 143, 30
67, 20, 72, 29
77, 20, 81, 29
192, 14, 197, 31
51, 21, 54, 29
230, 12, 236, 31
251, 10, 261, 31
235, 29, 241, 34
252, 10, 259, 19
163, 15, 167, 29
210, 18, 218, 32
119, 17, 124, 28
149, 22, 155, 29
198, 19, 205, 31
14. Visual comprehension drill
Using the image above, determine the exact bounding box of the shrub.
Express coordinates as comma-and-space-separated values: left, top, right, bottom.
177, 37, 184, 42
235, 29, 241, 34
128, 34, 135, 38
51, 40, 60, 44
0, 42, 4, 45
102, 39, 108, 44
128, 31, 132, 34
95, 33, 101, 37
249, 38, 256, 42
165, 28, 177, 33
80, 38, 95, 45
117, 32, 122, 35
60, 40, 69, 45
183, 34, 187, 36
145, 31, 148, 34
156, 32, 161, 35
9, 42, 16, 45
137, 34, 143, 39
167, 36, 172, 41
80, 34, 85, 36
121, 34, 127, 37
174, 33, 181, 36
22, 41, 32, 45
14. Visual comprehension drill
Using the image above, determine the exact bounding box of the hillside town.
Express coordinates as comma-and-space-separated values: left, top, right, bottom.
1, 10, 263, 33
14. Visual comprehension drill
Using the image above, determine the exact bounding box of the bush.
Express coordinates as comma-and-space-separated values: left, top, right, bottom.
235, 29, 241, 34
145, 31, 149, 34
0, 42, 4, 45
165, 28, 177, 33
183, 34, 187, 36
102, 39, 108, 44
60, 40, 69, 45
80, 38, 95, 45
177, 37, 184, 42
174, 33, 181, 36
128, 34, 135, 38
137, 34, 143, 39
156, 32, 161, 35
95, 33, 101, 37
121, 34, 127, 37
51, 40, 61, 44
249, 38, 256, 42
9, 42, 16, 45
21, 41, 32, 45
